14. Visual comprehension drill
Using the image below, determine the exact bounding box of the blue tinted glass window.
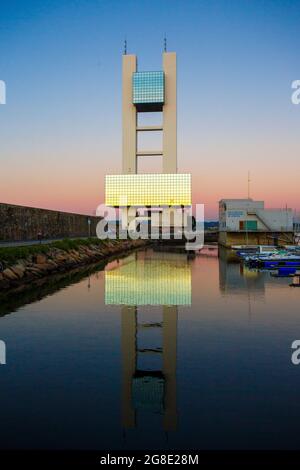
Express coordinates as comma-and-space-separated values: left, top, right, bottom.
132, 71, 164, 105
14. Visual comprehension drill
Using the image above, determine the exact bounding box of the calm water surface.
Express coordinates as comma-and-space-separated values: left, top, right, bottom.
0, 247, 300, 450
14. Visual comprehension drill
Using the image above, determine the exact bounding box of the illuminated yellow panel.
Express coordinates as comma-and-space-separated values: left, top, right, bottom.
105, 173, 191, 206
105, 253, 191, 306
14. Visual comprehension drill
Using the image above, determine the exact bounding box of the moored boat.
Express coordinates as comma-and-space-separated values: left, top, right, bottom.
247, 254, 300, 269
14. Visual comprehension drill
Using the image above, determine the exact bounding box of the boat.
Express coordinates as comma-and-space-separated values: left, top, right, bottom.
235, 245, 278, 259
234, 244, 300, 270
247, 253, 300, 269
270, 267, 298, 277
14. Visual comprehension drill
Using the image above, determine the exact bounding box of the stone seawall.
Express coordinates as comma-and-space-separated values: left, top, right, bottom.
0, 203, 101, 242
0, 239, 147, 291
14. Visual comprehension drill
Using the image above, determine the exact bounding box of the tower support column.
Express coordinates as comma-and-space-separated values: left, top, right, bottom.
163, 52, 177, 173
122, 54, 137, 174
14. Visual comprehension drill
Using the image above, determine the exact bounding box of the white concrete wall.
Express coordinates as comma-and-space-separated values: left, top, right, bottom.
219, 199, 264, 231
256, 209, 293, 231
219, 199, 293, 232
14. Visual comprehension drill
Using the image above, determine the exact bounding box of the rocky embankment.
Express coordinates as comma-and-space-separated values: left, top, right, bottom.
0, 239, 146, 291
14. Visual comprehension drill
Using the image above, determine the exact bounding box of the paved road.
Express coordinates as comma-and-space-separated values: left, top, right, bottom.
0, 237, 96, 248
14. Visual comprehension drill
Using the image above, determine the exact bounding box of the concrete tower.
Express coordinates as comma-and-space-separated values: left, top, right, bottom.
122, 52, 177, 174
105, 48, 191, 230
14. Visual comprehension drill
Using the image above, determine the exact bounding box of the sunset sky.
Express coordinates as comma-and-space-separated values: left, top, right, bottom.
0, 0, 299, 220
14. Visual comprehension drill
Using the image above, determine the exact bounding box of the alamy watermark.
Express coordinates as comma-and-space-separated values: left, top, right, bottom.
291, 80, 300, 105
0, 80, 6, 104
291, 340, 300, 365
0, 340, 6, 365
95, 203, 204, 250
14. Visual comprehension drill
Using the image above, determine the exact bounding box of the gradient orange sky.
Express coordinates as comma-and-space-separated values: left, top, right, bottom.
1, 0, 299, 219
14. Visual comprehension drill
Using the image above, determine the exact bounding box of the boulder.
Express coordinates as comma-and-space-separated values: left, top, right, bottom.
32, 263, 49, 272
10, 265, 25, 278
47, 259, 58, 268
25, 266, 43, 276
35, 254, 47, 264
3, 268, 19, 280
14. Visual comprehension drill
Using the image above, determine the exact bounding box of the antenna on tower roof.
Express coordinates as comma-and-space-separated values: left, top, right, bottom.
124, 38, 127, 55
164, 34, 167, 52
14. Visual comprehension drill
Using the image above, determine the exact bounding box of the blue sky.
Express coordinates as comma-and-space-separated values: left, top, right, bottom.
0, 0, 299, 218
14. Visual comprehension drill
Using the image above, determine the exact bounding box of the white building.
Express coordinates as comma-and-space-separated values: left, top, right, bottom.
219, 199, 294, 247
294, 214, 300, 233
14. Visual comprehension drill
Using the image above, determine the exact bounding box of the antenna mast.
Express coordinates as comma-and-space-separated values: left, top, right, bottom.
247, 171, 251, 199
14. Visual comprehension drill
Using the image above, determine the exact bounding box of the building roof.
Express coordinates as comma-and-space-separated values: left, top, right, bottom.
219, 198, 254, 203
219, 199, 265, 208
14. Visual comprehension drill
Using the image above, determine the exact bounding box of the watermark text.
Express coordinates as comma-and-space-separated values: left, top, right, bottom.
291, 340, 300, 365
291, 80, 300, 105
0, 340, 6, 365
96, 204, 204, 250
0, 80, 6, 104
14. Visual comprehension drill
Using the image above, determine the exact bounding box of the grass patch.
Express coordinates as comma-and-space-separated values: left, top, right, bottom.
0, 238, 110, 266
51, 237, 107, 251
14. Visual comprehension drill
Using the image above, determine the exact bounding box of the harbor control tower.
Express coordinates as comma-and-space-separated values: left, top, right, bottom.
105, 48, 192, 232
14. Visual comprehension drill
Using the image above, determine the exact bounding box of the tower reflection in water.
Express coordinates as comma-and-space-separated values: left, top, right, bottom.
105, 250, 191, 432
